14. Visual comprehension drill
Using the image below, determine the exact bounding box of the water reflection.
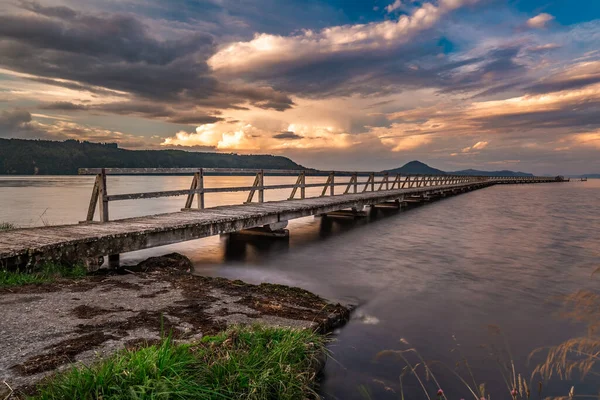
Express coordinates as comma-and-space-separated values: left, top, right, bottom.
223, 234, 290, 262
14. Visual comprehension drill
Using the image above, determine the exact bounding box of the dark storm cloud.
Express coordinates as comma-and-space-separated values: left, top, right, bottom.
0, 109, 32, 130
438, 47, 527, 95
0, 2, 294, 112
0, 107, 154, 146
0, 109, 50, 139
128, 0, 351, 37
230, 42, 473, 98
38, 100, 224, 125
524, 75, 600, 94
28, 77, 129, 97
475, 99, 600, 132
273, 131, 303, 140
214, 38, 524, 100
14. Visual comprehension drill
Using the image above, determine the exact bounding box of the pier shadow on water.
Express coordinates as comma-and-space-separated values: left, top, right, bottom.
219, 204, 422, 264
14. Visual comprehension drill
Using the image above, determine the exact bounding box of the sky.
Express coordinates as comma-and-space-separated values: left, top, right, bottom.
1, 0, 599, 174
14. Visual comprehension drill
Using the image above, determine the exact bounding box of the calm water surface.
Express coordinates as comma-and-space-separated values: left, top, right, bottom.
1, 176, 599, 398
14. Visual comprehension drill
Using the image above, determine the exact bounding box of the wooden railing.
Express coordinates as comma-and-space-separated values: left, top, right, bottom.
78, 168, 558, 223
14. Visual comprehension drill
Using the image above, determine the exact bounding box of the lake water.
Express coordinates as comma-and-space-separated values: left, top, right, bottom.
1, 175, 599, 398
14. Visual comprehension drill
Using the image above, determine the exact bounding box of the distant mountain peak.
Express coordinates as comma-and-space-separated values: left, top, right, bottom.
384, 160, 534, 177
384, 161, 446, 175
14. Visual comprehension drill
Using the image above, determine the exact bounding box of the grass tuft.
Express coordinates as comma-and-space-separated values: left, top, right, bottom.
29, 325, 326, 400
0, 222, 16, 231
0, 263, 87, 287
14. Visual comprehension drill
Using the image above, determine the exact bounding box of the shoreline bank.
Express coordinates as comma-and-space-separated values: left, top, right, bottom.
0, 253, 352, 397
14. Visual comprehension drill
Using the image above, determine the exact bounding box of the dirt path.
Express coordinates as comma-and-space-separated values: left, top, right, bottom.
0, 254, 351, 394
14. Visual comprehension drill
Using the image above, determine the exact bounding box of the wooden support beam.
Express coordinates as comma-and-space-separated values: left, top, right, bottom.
184, 173, 198, 209
245, 173, 260, 203
85, 174, 101, 222
378, 172, 389, 191
289, 172, 303, 200
362, 173, 373, 192
321, 173, 333, 197
344, 174, 357, 194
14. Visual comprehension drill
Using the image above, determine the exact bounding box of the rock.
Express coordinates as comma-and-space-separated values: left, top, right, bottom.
133, 253, 193, 272
83, 255, 105, 272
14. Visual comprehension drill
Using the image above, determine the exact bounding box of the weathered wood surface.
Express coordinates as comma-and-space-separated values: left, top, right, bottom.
1, 181, 494, 268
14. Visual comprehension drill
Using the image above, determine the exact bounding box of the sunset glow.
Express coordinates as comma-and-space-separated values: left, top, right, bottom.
1, 0, 599, 174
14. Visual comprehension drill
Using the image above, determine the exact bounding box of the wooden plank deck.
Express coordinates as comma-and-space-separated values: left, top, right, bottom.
0, 181, 493, 268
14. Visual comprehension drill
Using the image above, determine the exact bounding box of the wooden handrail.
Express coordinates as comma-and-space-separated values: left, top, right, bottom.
82, 167, 560, 223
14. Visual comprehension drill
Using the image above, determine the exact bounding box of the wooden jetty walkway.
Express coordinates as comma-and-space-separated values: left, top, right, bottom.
0, 168, 564, 269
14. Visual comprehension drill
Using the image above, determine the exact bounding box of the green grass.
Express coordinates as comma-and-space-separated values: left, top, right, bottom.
0, 263, 88, 287
0, 222, 16, 231
29, 325, 326, 400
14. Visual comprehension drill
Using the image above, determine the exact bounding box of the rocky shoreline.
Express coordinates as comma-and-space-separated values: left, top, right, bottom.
0, 253, 352, 396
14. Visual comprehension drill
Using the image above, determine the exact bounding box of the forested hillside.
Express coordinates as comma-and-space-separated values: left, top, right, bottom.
0, 139, 304, 174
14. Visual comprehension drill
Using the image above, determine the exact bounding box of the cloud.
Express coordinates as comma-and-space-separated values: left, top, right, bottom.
527, 13, 554, 29
527, 43, 561, 53
461, 141, 488, 152
0, 109, 33, 131
524, 61, 600, 94
41, 101, 89, 111
572, 130, 600, 149
161, 121, 359, 151
208, 0, 480, 75
386, 0, 405, 13
472, 141, 488, 150
273, 131, 303, 140
0, 2, 295, 115
370, 123, 434, 151
0, 108, 152, 147
37, 100, 224, 125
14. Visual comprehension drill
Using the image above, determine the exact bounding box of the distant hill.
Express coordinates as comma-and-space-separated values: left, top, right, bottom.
0, 139, 304, 175
569, 174, 600, 179
451, 169, 534, 177
384, 161, 535, 177
385, 160, 446, 175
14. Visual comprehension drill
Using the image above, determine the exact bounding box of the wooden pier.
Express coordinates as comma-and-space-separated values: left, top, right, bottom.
0, 168, 563, 269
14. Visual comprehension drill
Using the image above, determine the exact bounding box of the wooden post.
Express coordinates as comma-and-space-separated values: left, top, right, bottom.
258, 170, 264, 203
198, 169, 205, 209
330, 172, 335, 196
371, 173, 375, 192
98, 168, 119, 267
301, 171, 306, 199
353, 173, 358, 193
98, 168, 109, 222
